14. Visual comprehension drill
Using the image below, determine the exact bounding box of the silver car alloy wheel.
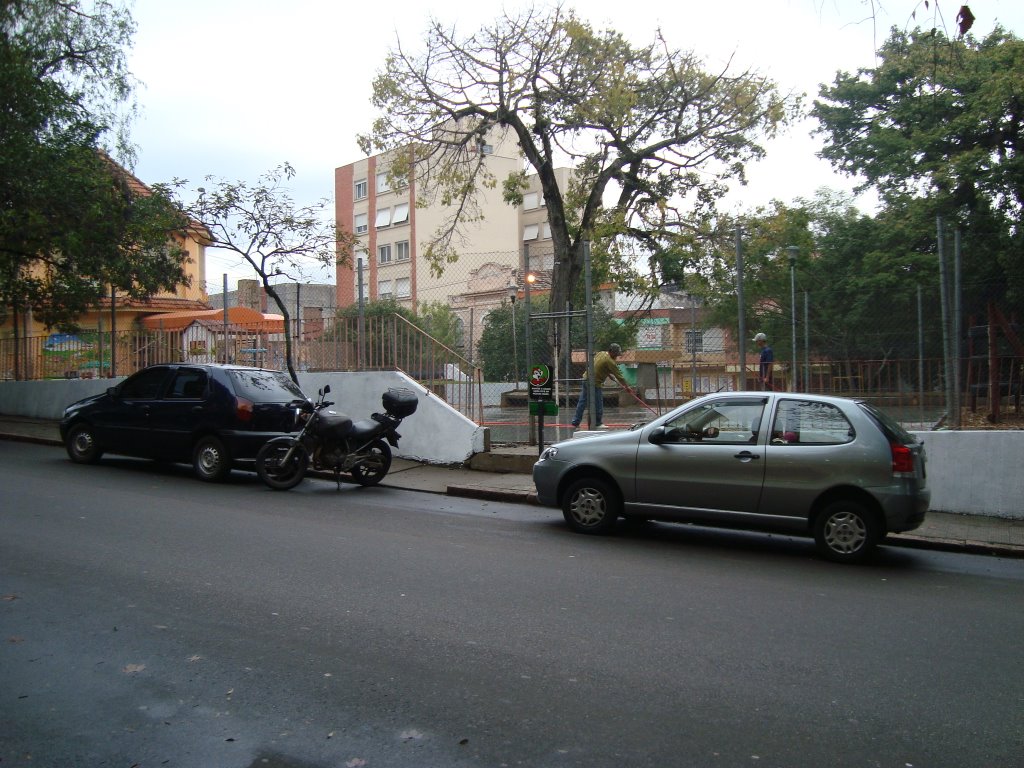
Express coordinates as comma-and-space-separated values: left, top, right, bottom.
821, 510, 867, 554
569, 486, 608, 527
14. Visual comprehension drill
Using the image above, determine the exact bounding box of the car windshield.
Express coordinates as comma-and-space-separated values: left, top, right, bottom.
227, 369, 307, 402
858, 401, 917, 444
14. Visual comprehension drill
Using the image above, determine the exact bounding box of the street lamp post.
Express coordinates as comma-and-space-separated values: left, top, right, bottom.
787, 245, 799, 392
507, 280, 519, 389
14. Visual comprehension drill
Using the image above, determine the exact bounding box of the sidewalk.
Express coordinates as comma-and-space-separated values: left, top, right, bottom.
3, 415, 1022, 559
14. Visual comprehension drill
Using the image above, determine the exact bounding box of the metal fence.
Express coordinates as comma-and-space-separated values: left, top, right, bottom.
4, 303, 1021, 430
1, 314, 485, 423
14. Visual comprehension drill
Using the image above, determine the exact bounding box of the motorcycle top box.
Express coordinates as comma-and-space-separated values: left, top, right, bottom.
383, 388, 418, 418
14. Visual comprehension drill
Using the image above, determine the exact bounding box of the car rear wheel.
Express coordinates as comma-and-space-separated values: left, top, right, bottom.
813, 500, 880, 564
562, 476, 621, 534
66, 423, 103, 464
192, 435, 231, 482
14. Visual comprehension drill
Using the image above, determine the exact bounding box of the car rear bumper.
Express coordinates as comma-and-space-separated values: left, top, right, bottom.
219, 430, 293, 460
877, 486, 931, 533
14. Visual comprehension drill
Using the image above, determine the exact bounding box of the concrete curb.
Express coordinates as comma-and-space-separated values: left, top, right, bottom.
447, 484, 539, 505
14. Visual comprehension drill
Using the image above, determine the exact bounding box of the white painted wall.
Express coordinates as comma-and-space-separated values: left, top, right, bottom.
296, 371, 486, 465
910, 430, 1024, 520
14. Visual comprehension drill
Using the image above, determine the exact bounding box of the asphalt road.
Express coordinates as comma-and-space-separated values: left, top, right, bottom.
2, 442, 1022, 768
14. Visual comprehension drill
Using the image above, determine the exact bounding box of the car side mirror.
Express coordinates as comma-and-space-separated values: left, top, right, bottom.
649, 426, 682, 445
106, 386, 119, 398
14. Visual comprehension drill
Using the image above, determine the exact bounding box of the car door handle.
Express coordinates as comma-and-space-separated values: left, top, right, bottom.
192, 405, 204, 413
733, 451, 760, 461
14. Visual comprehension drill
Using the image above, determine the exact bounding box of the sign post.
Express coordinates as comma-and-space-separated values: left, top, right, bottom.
529, 363, 557, 455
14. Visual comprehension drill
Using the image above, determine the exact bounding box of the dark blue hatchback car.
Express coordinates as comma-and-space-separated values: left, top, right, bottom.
60, 364, 309, 481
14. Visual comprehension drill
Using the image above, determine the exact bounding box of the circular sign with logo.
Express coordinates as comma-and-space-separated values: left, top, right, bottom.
529, 364, 553, 401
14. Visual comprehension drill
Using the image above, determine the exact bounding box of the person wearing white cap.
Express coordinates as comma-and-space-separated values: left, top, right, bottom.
753, 332, 773, 390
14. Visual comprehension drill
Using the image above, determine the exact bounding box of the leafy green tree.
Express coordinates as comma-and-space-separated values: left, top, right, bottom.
477, 297, 633, 382
1, 0, 189, 362
416, 300, 463, 352
180, 164, 351, 382
359, 5, 793, 321
812, 25, 1024, 302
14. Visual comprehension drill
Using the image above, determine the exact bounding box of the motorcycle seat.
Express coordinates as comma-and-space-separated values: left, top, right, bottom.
350, 418, 383, 440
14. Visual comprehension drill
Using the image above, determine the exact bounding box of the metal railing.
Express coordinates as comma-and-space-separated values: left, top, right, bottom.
1, 314, 484, 423
5, 321, 1021, 428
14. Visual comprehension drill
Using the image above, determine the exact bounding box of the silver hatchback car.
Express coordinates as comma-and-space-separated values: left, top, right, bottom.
533, 392, 929, 563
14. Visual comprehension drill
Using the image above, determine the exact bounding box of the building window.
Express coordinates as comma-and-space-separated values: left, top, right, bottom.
392, 202, 409, 224
542, 222, 551, 239
523, 224, 539, 240
378, 279, 392, 299
685, 329, 704, 354
395, 277, 411, 298
354, 212, 368, 234
375, 208, 392, 228
354, 180, 368, 200
376, 171, 390, 194
523, 192, 539, 210
378, 244, 392, 264
395, 240, 410, 262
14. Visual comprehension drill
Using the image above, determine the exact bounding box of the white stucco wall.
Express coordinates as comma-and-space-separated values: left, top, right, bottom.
910, 430, 1024, 520
296, 371, 486, 464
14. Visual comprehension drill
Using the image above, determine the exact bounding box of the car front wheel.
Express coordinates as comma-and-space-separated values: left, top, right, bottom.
66, 423, 103, 464
813, 500, 880, 564
192, 435, 231, 482
562, 476, 621, 534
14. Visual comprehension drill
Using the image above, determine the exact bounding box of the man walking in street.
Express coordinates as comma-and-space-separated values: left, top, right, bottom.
571, 343, 631, 430
754, 332, 774, 390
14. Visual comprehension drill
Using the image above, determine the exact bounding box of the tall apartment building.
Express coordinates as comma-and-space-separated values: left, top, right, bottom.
334, 127, 570, 355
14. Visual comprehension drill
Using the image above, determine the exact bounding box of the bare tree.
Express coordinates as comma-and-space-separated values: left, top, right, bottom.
181, 163, 354, 382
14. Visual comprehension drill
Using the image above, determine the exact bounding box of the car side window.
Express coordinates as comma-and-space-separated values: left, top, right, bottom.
770, 399, 854, 445
662, 400, 766, 445
118, 367, 170, 399
168, 368, 208, 399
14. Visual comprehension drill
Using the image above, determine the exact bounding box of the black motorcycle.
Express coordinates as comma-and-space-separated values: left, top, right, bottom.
255, 384, 418, 491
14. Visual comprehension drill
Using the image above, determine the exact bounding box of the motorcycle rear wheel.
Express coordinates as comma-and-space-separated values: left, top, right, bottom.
256, 440, 308, 490
349, 439, 392, 486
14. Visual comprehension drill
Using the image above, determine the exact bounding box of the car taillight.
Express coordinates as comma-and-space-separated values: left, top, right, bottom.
891, 442, 915, 476
236, 396, 255, 423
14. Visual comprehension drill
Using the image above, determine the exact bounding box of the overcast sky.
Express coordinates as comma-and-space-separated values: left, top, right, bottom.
125, 0, 1024, 295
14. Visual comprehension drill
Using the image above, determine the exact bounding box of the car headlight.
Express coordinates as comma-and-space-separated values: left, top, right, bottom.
538, 446, 559, 462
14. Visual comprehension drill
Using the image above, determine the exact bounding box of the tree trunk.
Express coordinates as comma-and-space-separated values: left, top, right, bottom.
263, 282, 297, 383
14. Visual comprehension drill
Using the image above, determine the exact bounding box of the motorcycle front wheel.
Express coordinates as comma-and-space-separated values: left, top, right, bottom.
256, 439, 309, 490
349, 439, 392, 486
